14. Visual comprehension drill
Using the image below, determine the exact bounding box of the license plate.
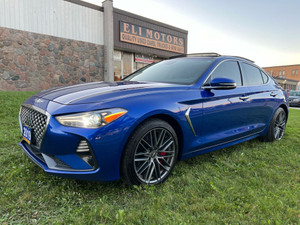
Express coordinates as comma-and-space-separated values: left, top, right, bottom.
22, 125, 32, 144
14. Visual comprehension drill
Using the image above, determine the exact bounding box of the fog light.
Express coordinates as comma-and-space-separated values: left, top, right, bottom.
76, 140, 96, 168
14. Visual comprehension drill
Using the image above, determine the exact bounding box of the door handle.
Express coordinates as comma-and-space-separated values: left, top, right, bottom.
270, 92, 277, 97
239, 96, 249, 101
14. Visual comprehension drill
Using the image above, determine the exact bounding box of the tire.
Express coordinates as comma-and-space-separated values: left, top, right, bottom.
121, 118, 178, 185
261, 107, 287, 142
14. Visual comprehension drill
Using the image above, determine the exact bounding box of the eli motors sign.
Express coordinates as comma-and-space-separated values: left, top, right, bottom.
120, 21, 185, 54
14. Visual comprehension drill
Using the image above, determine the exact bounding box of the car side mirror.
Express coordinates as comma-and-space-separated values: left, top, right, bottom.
203, 77, 237, 90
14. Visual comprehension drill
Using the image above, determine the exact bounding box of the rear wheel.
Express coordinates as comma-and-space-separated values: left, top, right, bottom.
121, 119, 178, 185
261, 107, 287, 142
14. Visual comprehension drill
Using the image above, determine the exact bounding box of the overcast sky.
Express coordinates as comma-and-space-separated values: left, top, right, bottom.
85, 0, 300, 67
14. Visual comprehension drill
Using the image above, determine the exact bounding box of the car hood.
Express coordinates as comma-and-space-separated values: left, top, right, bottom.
34, 81, 186, 105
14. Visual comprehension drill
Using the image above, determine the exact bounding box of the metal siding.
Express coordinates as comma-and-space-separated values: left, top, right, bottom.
0, 0, 104, 45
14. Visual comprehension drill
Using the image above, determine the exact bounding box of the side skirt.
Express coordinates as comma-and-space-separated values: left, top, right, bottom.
181, 132, 261, 160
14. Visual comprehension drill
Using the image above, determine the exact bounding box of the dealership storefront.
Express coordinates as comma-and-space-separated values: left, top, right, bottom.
113, 8, 188, 80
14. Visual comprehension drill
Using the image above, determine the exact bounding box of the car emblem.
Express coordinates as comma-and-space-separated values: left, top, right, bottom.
35, 98, 44, 104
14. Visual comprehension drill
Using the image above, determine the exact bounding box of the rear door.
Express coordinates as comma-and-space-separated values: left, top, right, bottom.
239, 62, 278, 131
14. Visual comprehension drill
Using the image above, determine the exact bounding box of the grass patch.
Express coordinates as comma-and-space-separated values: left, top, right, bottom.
0, 91, 299, 224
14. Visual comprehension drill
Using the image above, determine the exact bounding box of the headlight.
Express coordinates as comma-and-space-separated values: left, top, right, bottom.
55, 108, 128, 128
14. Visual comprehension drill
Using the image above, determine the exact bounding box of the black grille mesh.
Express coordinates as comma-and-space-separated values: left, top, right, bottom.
20, 106, 48, 146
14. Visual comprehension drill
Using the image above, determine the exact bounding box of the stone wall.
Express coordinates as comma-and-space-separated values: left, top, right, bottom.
0, 27, 104, 91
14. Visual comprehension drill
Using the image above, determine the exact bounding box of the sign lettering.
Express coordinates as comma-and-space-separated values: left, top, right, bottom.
120, 21, 185, 54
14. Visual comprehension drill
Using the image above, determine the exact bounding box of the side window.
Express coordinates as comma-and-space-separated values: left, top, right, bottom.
241, 63, 264, 86
205, 61, 242, 86
260, 71, 269, 84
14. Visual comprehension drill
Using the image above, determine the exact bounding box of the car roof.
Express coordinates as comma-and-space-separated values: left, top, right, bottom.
169, 53, 255, 64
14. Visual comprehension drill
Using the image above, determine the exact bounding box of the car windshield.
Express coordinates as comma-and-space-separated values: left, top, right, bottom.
124, 57, 214, 85
289, 91, 300, 96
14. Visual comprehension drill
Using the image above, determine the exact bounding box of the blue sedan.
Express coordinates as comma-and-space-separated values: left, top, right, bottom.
19, 53, 289, 185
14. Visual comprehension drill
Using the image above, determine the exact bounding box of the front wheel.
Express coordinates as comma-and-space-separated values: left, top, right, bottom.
261, 107, 287, 142
121, 119, 178, 185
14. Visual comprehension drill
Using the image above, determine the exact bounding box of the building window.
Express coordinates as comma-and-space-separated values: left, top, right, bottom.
292, 70, 295, 75
296, 69, 299, 75
279, 71, 282, 77
270, 70, 273, 76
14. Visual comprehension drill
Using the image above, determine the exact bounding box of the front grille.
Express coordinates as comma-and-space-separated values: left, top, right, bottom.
20, 106, 48, 147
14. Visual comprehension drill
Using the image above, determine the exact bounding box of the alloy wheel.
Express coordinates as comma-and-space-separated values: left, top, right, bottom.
134, 128, 176, 184
274, 110, 286, 140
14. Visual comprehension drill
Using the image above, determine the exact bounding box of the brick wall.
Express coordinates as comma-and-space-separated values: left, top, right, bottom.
263, 65, 300, 81
0, 27, 104, 91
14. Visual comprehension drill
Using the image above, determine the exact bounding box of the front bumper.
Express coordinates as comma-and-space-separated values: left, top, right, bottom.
19, 141, 101, 180
19, 105, 134, 182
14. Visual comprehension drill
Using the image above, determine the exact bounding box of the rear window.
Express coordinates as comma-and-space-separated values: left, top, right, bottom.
124, 58, 214, 85
241, 63, 264, 86
260, 71, 269, 84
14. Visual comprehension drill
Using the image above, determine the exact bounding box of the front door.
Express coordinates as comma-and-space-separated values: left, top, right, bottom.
200, 60, 252, 148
